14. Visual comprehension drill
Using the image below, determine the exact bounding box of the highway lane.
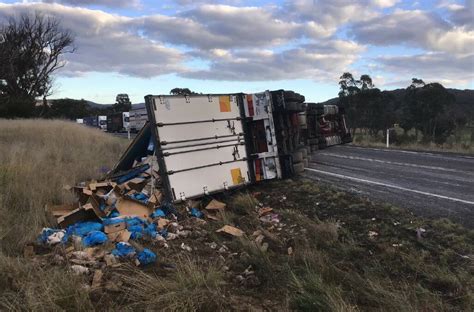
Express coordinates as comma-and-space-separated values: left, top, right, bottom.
303, 145, 474, 228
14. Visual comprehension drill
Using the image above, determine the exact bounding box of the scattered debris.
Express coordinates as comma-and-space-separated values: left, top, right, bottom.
416, 227, 426, 240
217, 225, 245, 237
206, 199, 226, 211
180, 243, 192, 252
71, 265, 90, 275
91, 270, 104, 289
368, 231, 379, 239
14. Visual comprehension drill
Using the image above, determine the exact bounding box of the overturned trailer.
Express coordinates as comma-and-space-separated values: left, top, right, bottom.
110, 90, 351, 203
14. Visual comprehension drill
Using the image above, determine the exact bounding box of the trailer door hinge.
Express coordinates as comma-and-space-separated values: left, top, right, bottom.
203, 186, 209, 195
207, 95, 213, 102
185, 95, 190, 103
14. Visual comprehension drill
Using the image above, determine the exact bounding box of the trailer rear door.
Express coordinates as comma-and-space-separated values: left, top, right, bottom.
146, 94, 250, 201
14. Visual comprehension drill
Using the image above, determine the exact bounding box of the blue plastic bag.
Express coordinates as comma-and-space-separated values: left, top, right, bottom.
109, 210, 120, 218
38, 228, 68, 245
190, 207, 204, 218
102, 217, 125, 226
158, 228, 168, 238
116, 164, 150, 184
125, 217, 144, 227
144, 223, 158, 238
128, 224, 144, 240
151, 209, 165, 219
131, 193, 149, 203
160, 202, 177, 216
83, 231, 108, 247
67, 221, 103, 237
111, 242, 136, 258
137, 248, 157, 266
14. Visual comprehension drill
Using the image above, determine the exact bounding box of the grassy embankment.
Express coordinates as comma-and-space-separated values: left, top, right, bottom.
0, 120, 472, 311
353, 126, 474, 154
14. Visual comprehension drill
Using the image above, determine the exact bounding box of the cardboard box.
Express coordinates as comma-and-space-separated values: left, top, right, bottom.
116, 197, 153, 219
57, 206, 99, 229
107, 229, 131, 242
104, 221, 126, 234
47, 203, 78, 218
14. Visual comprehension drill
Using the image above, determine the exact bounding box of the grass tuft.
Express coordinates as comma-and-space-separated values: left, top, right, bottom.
118, 257, 228, 311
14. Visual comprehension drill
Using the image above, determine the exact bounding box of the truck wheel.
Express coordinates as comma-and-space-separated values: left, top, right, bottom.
293, 162, 305, 174
285, 102, 299, 111
291, 151, 304, 163
284, 91, 298, 102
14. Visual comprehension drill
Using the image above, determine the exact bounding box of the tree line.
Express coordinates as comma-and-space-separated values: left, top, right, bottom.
338, 73, 466, 144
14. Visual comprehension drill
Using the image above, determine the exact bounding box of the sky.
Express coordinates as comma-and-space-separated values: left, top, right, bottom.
0, 0, 473, 104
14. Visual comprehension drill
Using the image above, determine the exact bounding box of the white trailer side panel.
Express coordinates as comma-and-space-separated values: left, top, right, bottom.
148, 95, 250, 201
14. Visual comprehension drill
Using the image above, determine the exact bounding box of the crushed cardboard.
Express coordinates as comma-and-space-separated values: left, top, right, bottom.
116, 197, 153, 219
217, 225, 245, 237
206, 199, 226, 211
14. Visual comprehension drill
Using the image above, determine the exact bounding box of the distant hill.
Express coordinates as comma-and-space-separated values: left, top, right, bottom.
85, 100, 113, 109
84, 101, 146, 110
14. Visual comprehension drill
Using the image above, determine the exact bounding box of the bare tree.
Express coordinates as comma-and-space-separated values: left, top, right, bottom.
0, 13, 75, 117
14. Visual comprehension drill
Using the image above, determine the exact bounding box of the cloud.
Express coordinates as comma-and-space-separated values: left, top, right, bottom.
41, 0, 140, 9
0, 0, 471, 88
282, 0, 383, 36
372, 0, 400, 8
351, 9, 474, 54
0, 3, 185, 77
140, 4, 317, 50
448, 0, 474, 30
181, 40, 365, 81
377, 52, 474, 87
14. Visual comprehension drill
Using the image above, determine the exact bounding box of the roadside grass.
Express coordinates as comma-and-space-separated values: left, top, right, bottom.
0, 255, 94, 311
0, 120, 472, 311
353, 127, 473, 154
0, 119, 128, 254
117, 258, 228, 311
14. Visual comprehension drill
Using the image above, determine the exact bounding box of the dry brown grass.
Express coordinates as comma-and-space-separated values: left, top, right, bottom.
0, 119, 127, 254
117, 257, 228, 311
353, 129, 474, 154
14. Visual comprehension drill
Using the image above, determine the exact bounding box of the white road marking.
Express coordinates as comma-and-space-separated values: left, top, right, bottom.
304, 167, 474, 205
318, 152, 465, 173
345, 145, 474, 160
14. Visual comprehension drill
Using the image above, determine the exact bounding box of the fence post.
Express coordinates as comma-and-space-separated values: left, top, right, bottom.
128, 130, 131, 140
386, 129, 390, 148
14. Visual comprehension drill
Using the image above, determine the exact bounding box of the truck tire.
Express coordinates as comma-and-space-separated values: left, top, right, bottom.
285, 102, 304, 111
291, 151, 304, 163
293, 162, 305, 174
286, 102, 297, 111
284, 91, 300, 102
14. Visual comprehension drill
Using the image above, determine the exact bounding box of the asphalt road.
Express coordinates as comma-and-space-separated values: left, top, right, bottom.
304, 145, 474, 228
